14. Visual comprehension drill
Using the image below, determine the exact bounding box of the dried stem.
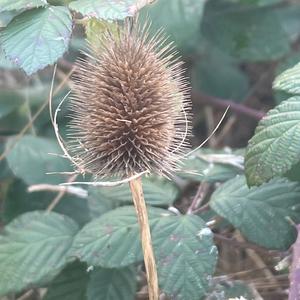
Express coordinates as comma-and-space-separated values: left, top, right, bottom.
28, 183, 87, 198
192, 91, 265, 120
187, 182, 210, 214
129, 177, 159, 300
47, 174, 78, 212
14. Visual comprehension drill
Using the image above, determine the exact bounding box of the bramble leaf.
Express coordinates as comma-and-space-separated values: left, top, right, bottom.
44, 262, 89, 300
0, 7, 72, 75
210, 176, 300, 250
0, 211, 79, 296
87, 266, 136, 300
154, 214, 217, 300
0, 0, 47, 13
245, 97, 300, 186
69, 0, 137, 20
273, 61, 300, 95
6, 135, 71, 185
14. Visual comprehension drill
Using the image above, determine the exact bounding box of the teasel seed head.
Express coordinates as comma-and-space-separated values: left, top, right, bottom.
68, 21, 191, 178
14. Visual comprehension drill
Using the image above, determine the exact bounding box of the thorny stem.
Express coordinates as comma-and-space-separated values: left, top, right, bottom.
129, 177, 159, 300
192, 91, 266, 120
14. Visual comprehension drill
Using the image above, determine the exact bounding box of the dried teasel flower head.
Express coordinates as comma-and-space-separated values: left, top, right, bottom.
68, 20, 191, 178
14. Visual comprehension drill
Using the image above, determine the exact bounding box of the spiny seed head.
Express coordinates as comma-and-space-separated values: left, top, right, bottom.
68, 21, 191, 178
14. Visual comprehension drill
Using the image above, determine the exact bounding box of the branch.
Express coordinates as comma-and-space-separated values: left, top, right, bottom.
28, 184, 87, 198
192, 91, 266, 121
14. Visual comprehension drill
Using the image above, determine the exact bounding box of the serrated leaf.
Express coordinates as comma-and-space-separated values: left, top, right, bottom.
6, 135, 71, 185
154, 214, 217, 300
210, 176, 300, 250
70, 206, 170, 268
44, 262, 89, 300
273, 61, 300, 95
245, 97, 300, 186
89, 176, 179, 208
69, 0, 136, 20
87, 266, 136, 300
202, 1, 290, 61
0, 211, 79, 296
0, 7, 72, 75
179, 148, 244, 183
0, 0, 47, 13
273, 52, 300, 104
140, 0, 206, 53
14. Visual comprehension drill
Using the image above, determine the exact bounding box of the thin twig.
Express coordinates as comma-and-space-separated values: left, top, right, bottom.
129, 176, 159, 300
16, 290, 34, 300
235, 232, 283, 292
185, 106, 230, 157
47, 174, 78, 212
187, 182, 210, 214
28, 183, 87, 198
214, 233, 279, 255
192, 91, 265, 120
204, 106, 217, 147
192, 203, 210, 215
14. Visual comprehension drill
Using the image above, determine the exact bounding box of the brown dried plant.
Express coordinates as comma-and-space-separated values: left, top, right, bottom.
67, 21, 191, 179
50, 18, 196, 300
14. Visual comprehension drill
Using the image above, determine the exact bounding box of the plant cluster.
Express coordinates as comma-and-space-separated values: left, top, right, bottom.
0, 0, 300, 299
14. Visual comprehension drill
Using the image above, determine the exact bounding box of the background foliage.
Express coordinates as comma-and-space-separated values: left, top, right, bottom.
1, 0, 300, 299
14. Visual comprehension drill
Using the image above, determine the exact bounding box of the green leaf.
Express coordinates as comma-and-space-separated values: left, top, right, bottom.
6, 135, 71, 185
275, 3, 300, 43
210, 176, 300, 250
154, 214, 217, 300
192, 46, 249, 102
0, 89, 24, 118
86, 186, 117, 219
245, 97, 300, 186
0, 0, 47, 13
179, 148, 244, 182
87, 266, 136, 300
89, 176, 179, 208
70, 206, 170, 268
0, 7, 72, 75
273, 52, 300, 104
273, 61, 300, 95
44, 262, 89, 300
140, 0, 206, 53
202, 1, 290, 61
69, 0, 136, 20
0, 211, 79, 296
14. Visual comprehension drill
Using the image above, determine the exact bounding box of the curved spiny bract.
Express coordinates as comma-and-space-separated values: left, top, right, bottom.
68, 21, 191, 178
